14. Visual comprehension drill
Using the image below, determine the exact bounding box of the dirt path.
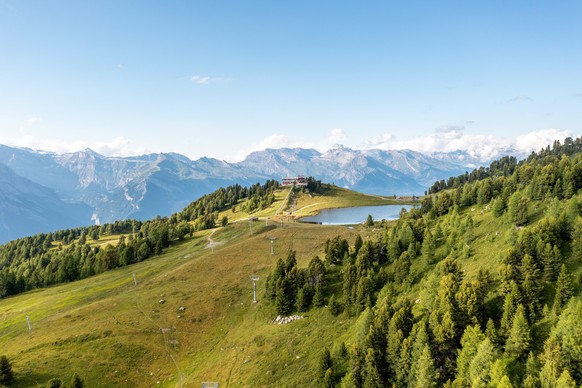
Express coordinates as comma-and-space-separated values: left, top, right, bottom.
205, 228, 223, 250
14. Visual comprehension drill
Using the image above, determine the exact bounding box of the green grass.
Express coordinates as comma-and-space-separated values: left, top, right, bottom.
4, 186, 572, 387
0, 197, 366, 386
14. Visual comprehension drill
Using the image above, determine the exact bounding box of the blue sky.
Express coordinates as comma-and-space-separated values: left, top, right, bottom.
0, 1, 580, 161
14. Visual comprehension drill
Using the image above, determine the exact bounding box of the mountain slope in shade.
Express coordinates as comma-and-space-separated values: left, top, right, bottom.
0, 164, 93, 243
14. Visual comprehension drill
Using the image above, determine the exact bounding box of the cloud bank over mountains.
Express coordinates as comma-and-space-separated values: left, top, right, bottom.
234, 127, 575, 163
0, 128, 576, 163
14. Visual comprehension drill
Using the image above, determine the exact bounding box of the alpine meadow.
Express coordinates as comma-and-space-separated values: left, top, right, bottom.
0, 137, 580, 387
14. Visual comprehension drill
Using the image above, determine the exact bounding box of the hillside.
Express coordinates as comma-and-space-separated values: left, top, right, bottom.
0, 143, 483, 242
0, 138, 581, 387
0, 212, 372, 386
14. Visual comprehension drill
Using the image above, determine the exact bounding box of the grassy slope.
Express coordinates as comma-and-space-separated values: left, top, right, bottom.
3, 186, 578, 386
0, 186, 386, 387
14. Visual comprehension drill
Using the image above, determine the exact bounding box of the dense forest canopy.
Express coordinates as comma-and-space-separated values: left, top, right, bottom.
262, 136, 581, 386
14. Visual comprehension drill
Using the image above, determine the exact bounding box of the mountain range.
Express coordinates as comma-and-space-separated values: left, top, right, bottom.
0, 143, 505, 243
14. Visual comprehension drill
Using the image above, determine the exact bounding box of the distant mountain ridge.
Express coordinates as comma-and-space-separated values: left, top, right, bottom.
0, 143, 500, 242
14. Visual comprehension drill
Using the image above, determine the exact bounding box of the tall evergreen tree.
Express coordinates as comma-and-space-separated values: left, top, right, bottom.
469, 338, 496, 386
553, 264, 573, 314
363, 348, 381, 388
319, 347, 333, 379
505, 304, 531, 359
0, 355, 14, 384
413, 345, 437, 387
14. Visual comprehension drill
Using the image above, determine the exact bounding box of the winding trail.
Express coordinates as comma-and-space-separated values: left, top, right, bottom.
205, 228, 222, 250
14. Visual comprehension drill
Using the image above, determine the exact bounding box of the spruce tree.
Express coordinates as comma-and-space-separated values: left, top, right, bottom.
313, 280, 325, 308
520, 254, 543, 321
0, 355, 14, 384
485, 318, 499, 347
319, 347, 333, 379
456, 325, 485, 385
505, 304, 531, 359
396, 336, 412, 386
541, 243, 558, 282
500, 282, 521, 336
408, 321, 430, 387
323, 368, 334, 388
553, 264, 573, 313
340, 372, 358, 388
414, 345, 436, 387
555, 369, 576, 388
363, 348, 381, 388
70, 373, 84, 388
489, 358, 509, 387
421, 228, 435, 266
354, 234, 363, 255
469, 338, 496, 386
524, 352, 540, 388
497, 375, 513, 388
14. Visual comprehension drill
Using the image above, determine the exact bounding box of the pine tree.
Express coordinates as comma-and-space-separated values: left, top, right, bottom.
539, 358, 557, 388
456, 325, 485, 385
0, 355, 14, 384
508, 192, 529, 226
354, 234, 363, 255
553, 264, 573, 314
489, 358, 509, 387
275, 277, 294, 316
70, 373, 84, 388
396, 336, 412, 386
340, 372, 358, 388
394, 251, 411, 283
541, 243, 558, 282
469, 338, 496, 386
555, 369, 576, 388
505, 304, 531, 359
355, 276, 373, 311
485, 318, 500, 347
365, 214, 374, 227
296, 285, 312, 312
363, 348, 381, 388
45, 378, 63, 388
323, 368, 334, 388
328, 294, 342, 316
524, 352, 540, 388
408, 321, 430, 387
492, 196, 506, 217
421, 228, 436, 265
497, 375, 513, 388
500, 282, 521, 336
313, 280, 325, 308
319, 347, 333, 379
414, 345, 436, 387
520, 254, 543, 321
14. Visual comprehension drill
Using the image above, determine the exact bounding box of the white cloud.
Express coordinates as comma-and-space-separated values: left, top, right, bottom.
514, 128, 573, 154
0, 135, 150, 157
228, 128, 353, 162
320, 128, 348, 150
360, 127, 575, 162
26, 117, 40, 125
190, 74, 230, 85
190, 75, 211, 84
